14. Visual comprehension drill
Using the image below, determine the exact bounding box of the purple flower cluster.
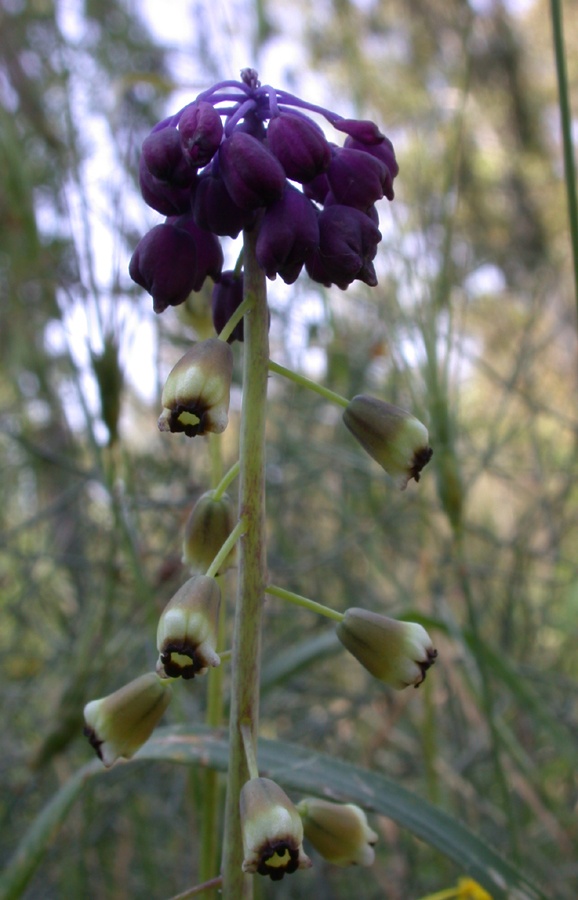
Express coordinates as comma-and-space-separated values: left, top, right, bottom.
130, 68, 398, 319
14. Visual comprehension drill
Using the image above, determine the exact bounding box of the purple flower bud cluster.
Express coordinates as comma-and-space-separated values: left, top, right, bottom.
130, 68, 398, 319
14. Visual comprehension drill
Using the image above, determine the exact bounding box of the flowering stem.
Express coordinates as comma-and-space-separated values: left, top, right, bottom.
218, 295, 255, 343
221, 225, 269, 898
240, 721, 260, 780
266, 584, 344, 622
205, 517, 247, 580
212, 460, 240, 501
268, 359, 349, 408
550, 0, 578, 319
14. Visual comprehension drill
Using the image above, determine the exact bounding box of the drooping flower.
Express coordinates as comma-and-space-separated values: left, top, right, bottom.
156, 575, 221, 679
130, 68, 399, 309
256, 185, 320, 284
306, 206, 381, 290
336, 608, 437, 689
129, 223, 200, 314
83, 673, 172, 768
157, 338, 233, 437
297, 798, 378, 867
266, 111, 331, 183
342, 395, 433, 489
182, 490, 237, 574
240, 777, 312, 881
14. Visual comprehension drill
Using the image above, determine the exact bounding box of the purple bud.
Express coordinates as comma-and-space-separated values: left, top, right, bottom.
139, 155, 193, 217
212, 272, 245, 342
344, 135, 399, 198
168, 214, 224, 290
193, 169, 256, 238
129, 223, 198, 314
334, 118, 385, 145
256, 186, 319, 284
179, 101, 224, 167
327, 147, 389, 211
142, 127, 197, 187
219, 132, 286, 210
305, 205, 381, 290
303, 172, 331, 206
267, 113, 331, 183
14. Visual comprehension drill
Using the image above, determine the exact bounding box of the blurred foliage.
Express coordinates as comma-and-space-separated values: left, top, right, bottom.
0, 0, 577, 898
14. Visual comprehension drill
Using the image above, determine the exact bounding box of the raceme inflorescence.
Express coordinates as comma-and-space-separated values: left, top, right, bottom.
84, 68, 436, 895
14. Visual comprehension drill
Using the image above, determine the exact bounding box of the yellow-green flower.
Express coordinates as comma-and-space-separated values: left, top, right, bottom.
83, 672, 172, 768
240, 777, 312, 881
337, 608, 437, 689
343, 395, 432, 490
157, 338, 233, 437
156, 575, 221, 679
297, 797, 378, 866
182, 490, 237, 574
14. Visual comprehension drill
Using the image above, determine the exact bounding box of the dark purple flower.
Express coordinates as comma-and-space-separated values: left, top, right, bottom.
327, 147, 389, 211
179, 101, 224, 167
334, 118, 385, 145
129, 223, 199, 313
267, 112, 331, 183
168, 214, 224, 290
344, 135, 398, 199
139, 154, 193, 217
212, 272, 245, 342
193, 169, 256, 238
142, 127, 197, 187
303, 172, 331, 206
305, 205, 381, 290
256, 186, 319, 284
131, 70, 399, 301
219, 132, 286, 210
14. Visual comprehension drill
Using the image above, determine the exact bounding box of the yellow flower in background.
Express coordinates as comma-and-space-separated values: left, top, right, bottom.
457, 878, 493, 900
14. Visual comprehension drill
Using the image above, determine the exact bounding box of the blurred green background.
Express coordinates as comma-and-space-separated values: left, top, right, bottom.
0, 0, 576, 897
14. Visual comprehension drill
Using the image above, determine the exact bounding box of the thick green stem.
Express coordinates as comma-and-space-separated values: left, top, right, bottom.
221, 226, 269, 898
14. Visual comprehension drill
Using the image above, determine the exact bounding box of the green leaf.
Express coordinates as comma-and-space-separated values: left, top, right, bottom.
0, 728, 548, 900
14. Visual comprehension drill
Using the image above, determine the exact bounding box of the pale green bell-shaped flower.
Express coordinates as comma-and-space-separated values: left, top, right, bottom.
297, 797, 378, 867
156, 575, 221, 679
240, 777, 312, 881
343, 395, 432, 490
337, 608, 437, 689
83, 672, 172, 768
158, 338, 233, 437
182, 490, 237, 574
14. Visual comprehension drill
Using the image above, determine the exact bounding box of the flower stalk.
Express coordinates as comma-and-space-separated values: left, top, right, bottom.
221, 225, 270, 898
268, 359, 349, 408
266, 584, 344, 622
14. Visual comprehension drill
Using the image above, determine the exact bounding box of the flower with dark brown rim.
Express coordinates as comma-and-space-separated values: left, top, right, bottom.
336, 608, 437, 689
158, 339, 233, 437
156, 575, 221, 680
240, 778, 312, 881
83, 673, 172, 768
